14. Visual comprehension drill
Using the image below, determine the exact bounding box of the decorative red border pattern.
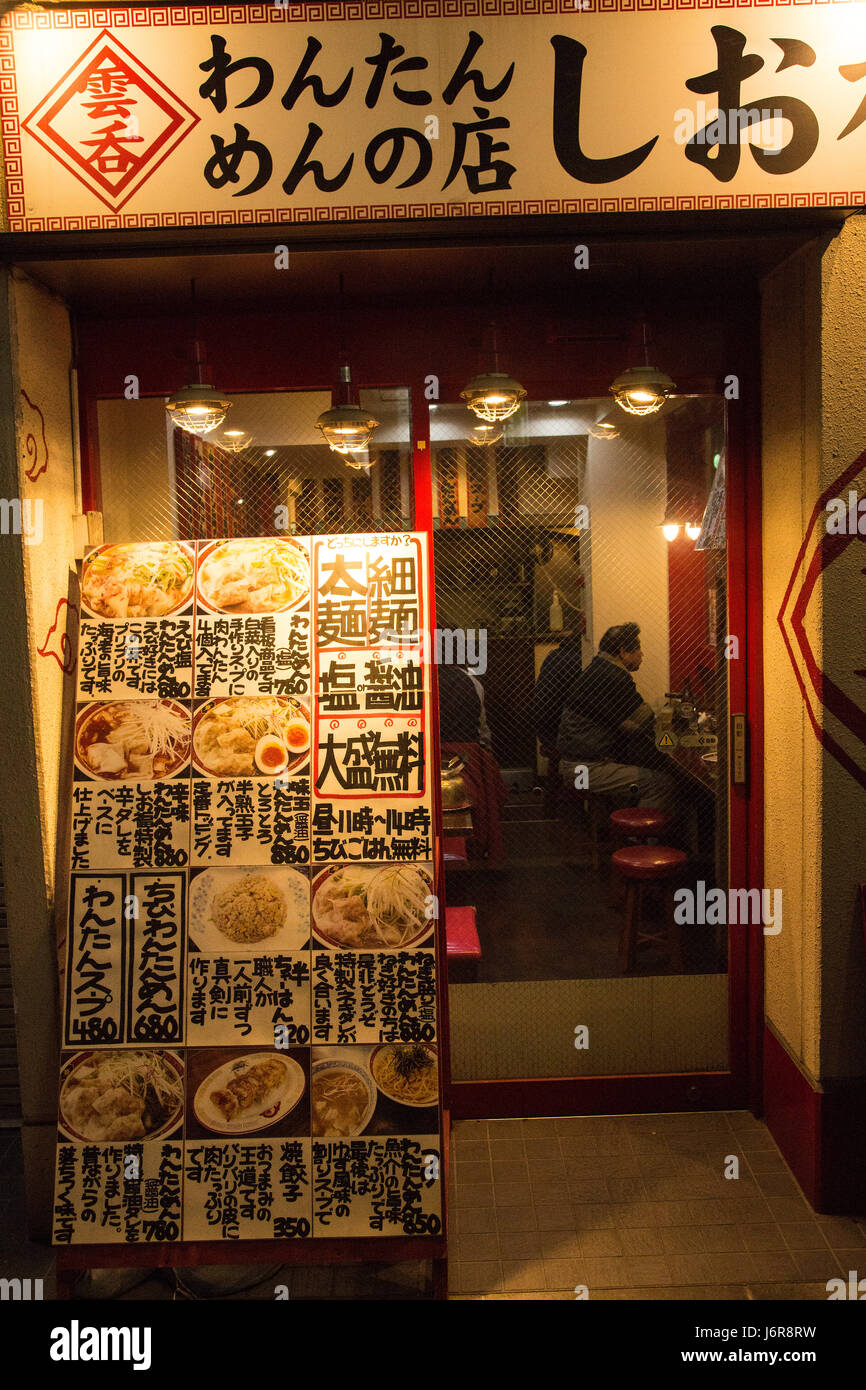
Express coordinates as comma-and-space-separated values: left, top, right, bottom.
5, 0, 863, 25
5, 191, 865, 233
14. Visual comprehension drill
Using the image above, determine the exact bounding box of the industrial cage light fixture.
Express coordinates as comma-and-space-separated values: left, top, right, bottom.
315, 275, 380, 465
610, 320, 675, 417
166, 278, 232, 436
461, 318, 526, 424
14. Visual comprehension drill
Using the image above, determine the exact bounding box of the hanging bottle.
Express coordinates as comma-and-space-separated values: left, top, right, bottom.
549, 590, 563, 632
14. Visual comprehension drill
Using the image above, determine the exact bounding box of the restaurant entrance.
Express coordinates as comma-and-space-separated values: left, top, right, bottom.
9, 228, 772, 1124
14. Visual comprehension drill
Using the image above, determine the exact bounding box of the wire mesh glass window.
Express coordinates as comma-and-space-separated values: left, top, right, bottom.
96, 388, 414, 544
435, 396, 730, 1079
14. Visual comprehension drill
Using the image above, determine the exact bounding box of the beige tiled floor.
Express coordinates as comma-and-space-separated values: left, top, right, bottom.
20, 1112, 863, 1300
447, 1111, 866, 1300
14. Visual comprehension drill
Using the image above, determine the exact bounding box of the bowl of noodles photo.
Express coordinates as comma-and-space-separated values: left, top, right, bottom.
196, 538, 310, 615
81, 542, 195, 619
58, 1050, 184, 1143
311, 864, 434, 950
192, 696, 310, 778
369, 1044, 439, 1109
311, 1058, 377, 1138
189, 866, 310, 953
74, 699, 191, 780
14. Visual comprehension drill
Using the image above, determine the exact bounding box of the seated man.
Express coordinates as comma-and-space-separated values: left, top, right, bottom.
556, 622, 674, 811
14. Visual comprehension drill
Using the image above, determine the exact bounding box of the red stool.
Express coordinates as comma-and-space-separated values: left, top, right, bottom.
609, 807, 671, 843
607, 808, 673, 906
446, 905, 482, 983
611, 845, 687, 973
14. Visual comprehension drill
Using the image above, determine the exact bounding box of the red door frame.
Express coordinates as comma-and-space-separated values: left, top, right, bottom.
412, 354, 764, 1120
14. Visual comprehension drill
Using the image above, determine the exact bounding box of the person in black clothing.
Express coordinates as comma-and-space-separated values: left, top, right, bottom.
436, 663, 483, 743
534, 634, 583, 752
556, 622, 675, 810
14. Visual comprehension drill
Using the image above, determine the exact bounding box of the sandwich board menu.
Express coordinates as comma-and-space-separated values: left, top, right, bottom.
53, 535, 443, 1245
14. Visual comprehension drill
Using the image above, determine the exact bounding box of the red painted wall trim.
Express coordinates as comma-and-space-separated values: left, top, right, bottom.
762, 1027, 820, 1207
723, 294, 765, 1117
452, 1071, 733, 1120
411, 388, 454, 1112
764, 1026, 866, 1216
820, 1081, 866, 1216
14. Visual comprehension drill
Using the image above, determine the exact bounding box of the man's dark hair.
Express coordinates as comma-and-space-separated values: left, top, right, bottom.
599, 623, 641, 656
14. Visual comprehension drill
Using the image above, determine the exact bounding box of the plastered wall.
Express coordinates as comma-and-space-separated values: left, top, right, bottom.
761, 217, 866, 1084
0, 267, 78, 1235
816, 218, 866, 1080
10, 269, 78, 890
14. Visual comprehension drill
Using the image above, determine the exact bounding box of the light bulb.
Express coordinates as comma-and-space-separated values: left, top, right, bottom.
662, 522, 680, 542
685, 522, 701, 540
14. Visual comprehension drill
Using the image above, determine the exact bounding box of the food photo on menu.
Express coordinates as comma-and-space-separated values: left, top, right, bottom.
57, 1049, 185, 1144
311, 862, 435, 949
311, 1044, 439, 1138
74, 699, 191, 781
80, 542, 196, 619
191, 696, 310, 779
188, 865, 311, 953
185, 1046, 310, 1140
195, 538, 310, 614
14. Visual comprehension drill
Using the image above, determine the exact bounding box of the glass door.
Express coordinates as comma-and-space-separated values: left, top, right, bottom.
430, 396, 731, 1086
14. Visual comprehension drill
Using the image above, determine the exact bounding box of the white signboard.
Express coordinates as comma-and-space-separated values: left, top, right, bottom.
3, 2, 866, 232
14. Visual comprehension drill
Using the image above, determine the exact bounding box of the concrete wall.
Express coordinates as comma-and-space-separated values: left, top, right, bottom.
0, 267, 78, 1236
761, 217, 866, 1085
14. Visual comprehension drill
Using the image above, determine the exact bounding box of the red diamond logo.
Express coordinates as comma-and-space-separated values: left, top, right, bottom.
22, 29, 199, 213
778, 448, 866, 792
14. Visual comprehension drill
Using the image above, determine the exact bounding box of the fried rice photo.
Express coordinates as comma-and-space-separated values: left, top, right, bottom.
210, 875, 287, 944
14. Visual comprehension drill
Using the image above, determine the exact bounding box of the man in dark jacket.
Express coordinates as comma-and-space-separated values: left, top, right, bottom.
534, 634, 583, 752
556, 622, 674, 809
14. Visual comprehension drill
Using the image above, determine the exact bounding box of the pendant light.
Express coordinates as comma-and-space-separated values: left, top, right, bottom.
660, 505, 702, 542
586, 408, 620, 440
467, 420, 505, 446
461, 298, 526, 423
214, 429, 253, 454
315, 275, 379, 463
316, 364, 379, 461
610, 319, 675, 417
166, 278, 232, 436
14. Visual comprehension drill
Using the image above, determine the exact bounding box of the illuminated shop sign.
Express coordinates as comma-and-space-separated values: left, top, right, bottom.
3, 2, 865, 232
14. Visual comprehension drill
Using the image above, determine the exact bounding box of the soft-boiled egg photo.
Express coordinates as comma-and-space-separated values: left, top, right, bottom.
285, 717, 310, 755
254, 734, 289, 776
